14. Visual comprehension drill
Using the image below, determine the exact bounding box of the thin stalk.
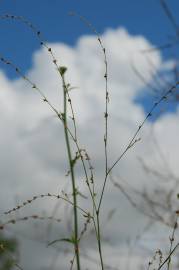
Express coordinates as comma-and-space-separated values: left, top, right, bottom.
61, 71, 80, 270
71, 14, 109, 269
167, 218, 178, 270
98, 82, 179, 212
158, 242, 179, 270
96, 212, 104, 270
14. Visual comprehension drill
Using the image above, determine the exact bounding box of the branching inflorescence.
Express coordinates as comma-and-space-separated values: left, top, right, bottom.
0, 8, 179, 270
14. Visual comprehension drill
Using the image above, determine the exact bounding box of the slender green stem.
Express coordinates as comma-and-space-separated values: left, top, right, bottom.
96, 212, 104, 270
61, 72, 80, 270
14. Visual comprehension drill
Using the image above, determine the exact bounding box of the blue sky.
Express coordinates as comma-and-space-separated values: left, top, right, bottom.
0, 0, 179, 76
0, 0, 179, 118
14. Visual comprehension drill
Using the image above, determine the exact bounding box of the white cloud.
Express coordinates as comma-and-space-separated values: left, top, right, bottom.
0, 27, 177, 269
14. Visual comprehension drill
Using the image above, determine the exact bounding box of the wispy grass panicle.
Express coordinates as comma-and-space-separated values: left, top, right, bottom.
70, 12, 110, 206
0, 14, 60, 69
2, 192, 90, 218
108, 81, 179, 175
0, 214, 61, 231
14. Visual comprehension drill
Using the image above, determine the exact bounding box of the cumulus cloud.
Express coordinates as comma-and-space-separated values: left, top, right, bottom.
0, 27, 177, 269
